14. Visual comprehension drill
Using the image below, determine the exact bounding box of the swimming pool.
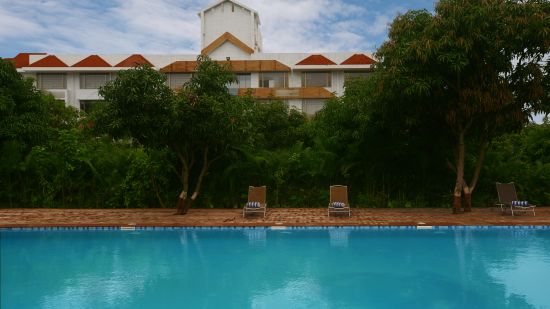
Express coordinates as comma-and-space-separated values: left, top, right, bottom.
1, 227, 550, 308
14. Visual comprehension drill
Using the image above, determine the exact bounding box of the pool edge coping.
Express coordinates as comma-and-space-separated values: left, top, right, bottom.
2, 225, 550, 231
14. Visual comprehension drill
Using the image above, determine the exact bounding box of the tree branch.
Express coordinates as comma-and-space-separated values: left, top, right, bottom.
446, 159, 456, 173
190, 146, 210, 201
468, 140, 489, 192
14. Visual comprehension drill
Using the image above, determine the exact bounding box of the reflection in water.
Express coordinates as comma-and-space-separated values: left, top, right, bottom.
251, 278, 329, 309
2, 229, 550, 308
41, 273, 147, 309
453, 229, 473, 304
485, 230, 550, 308
178, 230, 188, 245
243, 229, 267, 247
329, 229, 350, 247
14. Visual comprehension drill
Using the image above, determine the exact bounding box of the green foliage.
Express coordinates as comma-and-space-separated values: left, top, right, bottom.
0, 59, 77, 206
311, 76, 453, 208
171, 71, 250, 159
1, 1, 548, 211
16, 129, 173, 208
96, 65, 174, 147
199, 100, 318, 208
373, 0, 549, 211
249, 100, 307, 149
186, 55, 235, 97
117, 147, 173, 208
480, 121, 550, 206
95, 55, 256, 213
0, 59, 76, 147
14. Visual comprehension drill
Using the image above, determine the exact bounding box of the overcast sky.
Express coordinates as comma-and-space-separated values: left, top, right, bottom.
0, 0, 435, 57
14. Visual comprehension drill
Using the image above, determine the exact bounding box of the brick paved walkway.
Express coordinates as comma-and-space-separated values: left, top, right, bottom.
0, 207, 548, 227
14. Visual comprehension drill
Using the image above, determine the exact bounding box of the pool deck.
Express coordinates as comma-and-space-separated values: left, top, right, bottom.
0, 207, 549, 227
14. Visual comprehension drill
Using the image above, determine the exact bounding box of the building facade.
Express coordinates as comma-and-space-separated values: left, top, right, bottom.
8, 0, 375, 115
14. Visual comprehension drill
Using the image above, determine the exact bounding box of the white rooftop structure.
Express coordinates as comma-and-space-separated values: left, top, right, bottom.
199, 0, 262, 53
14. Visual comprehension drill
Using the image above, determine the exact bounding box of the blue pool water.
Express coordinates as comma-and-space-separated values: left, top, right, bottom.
2, 227, 550, 308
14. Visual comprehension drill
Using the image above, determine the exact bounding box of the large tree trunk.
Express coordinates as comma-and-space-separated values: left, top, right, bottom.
462, 141, 489, 212
453, 131, 465, 214
452, 195, 462, 214
174, 147, 211, 215
174, 148, 192, 215
175, 192, 195, 215
176, 194, 185, 214
462, 186, 472, 212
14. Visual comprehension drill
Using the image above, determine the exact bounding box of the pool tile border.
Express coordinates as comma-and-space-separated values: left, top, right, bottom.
1, 225, 550, 231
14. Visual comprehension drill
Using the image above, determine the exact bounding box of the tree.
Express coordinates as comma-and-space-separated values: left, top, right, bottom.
313, 79, 372, 186
375, 0, 550, 213
170, 57, 252, 214
0, 58, 76, 206
95, 65, 174, 147
0, 59, 75, 147
248, 100, 307, 150
482, 120, 550, 206
96, 56, 252, 214
312, 75, 453, 208
199, 99, 310, 209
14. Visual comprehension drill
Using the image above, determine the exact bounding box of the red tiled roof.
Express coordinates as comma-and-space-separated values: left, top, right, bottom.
341, 54, 376, 65
72, 55, 111, 67
115, 54, 152, 67
6, 53, 47, 68
296, 54, 336, 65
28, 55, 68, 67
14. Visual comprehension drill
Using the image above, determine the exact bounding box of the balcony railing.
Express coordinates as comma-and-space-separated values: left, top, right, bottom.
237, 87, 334, 100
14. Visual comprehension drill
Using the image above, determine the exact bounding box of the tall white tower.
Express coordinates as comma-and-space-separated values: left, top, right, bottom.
199, 0, 263, 59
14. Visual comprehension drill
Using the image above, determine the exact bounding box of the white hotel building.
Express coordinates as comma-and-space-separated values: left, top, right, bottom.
8, 0, 375, 115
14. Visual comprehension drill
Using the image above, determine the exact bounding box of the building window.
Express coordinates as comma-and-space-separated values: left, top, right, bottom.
166, 73, 192, 90
344, 71, 371, 81
79, 100, 101, 113
301, 72, 332, 87
36, 73, 66, 90
235, 74, 251, 88
302, 99, 326, 115
80, 73, 111, 89
228, 73, 251, 89
259, 72, 288, 88
236, 73, 251, 88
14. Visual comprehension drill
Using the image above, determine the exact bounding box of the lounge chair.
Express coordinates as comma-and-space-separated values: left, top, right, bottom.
495, 182, 536, 216
243, 186, 267, 218
328, 185, 351, 217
